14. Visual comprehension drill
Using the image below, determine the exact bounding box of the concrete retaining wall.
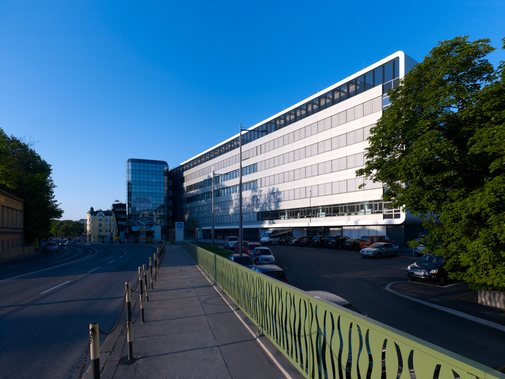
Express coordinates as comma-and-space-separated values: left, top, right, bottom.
478, 290, 505, 310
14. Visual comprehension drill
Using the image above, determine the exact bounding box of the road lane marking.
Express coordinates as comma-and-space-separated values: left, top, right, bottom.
0, 248, 97, 283
108, 260, 115, 264
88, 267, 101, 273
40, 281, 71, 294
386, 281, 505, 332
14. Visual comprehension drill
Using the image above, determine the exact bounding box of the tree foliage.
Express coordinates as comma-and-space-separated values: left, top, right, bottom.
51, 220, 85, 238
0, 128, 63, 242
357, 36, 505, 290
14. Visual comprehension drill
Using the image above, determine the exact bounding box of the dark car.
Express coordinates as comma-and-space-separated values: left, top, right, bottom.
343, 238, 360, 251
278, 236, 295, 245
407, 254, 463, 286
310, 235, 327, 247
228, 254, 255, 268
252, 264, 288, 283
45, 241, 59, 252
325, 235, 349, 249
298, 236, 311, 247
290, 236, 307, 246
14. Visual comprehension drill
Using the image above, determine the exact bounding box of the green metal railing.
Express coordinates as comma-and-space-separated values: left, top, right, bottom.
182, 242, 504, 379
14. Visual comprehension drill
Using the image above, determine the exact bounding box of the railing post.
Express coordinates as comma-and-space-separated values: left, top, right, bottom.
138, 267, 145, 323
143, 264, 149, 301
125, 282, 133, 361
90, 322, 100, 379
149, 257, 153, 289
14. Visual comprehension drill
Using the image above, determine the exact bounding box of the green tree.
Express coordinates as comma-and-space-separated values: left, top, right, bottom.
0, 129, 63, 242
356, 36, 505, 290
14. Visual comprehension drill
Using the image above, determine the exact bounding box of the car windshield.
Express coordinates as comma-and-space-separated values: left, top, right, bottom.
228, 237, 238, 241
257, 250, 271, 256
418, 255, 444, 265
369, 243, 384, 248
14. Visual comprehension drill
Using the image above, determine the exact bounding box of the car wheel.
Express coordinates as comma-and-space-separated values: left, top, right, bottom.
438, 276, 446, 286
393, 250, 398, 257
376, 252, 382, 258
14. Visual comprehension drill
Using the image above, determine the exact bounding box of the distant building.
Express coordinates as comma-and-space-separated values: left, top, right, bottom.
126, 159, 171, 242
0, 189, 30, 260
111, 201, 127, 241
87, 209, 114, 243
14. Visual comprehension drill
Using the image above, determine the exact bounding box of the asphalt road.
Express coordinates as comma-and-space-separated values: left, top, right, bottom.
0, 243, 158, 379
265, 244, 505, 368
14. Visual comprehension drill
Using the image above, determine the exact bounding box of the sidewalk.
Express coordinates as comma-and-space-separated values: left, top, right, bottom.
88, 244, 304, 379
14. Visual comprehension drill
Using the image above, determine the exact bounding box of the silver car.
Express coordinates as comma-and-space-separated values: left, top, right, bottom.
252, 247, 275, 264
360, 242, 399, 258
224, 236, 238, 250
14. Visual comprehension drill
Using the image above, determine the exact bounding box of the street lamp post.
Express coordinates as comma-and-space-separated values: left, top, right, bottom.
212, 168, 215, 248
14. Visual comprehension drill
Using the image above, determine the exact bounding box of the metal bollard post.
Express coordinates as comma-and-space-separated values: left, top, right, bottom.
90, 322, 100, 379
138, 267, 145, 323
125, 282, 133, 361
149, 257, 153, 290
143, 264, 149, 301
153, 253, 157, 281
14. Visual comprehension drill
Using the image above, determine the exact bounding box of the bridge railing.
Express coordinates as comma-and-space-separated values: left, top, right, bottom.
182, 242, 504, 379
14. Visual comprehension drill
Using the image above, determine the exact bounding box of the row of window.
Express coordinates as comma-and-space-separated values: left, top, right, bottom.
0, 207, 22, 228
0, 235, 22, 250
186, 163, 258, 193
186, 180, 258, 204
173, 58, 400, 177
257, 201, 401, 221
189, 200, 401, 227
183, 94, 381, 185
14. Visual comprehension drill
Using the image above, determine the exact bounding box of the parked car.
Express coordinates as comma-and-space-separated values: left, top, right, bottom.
224, 236, 239, 250
228, 254, 255, 268
58, 240, 67, 246
278, 236, 295, 245
325, 236, 349, 249
359, 235, 395, 250
45, 241, 59, 252
310, 235, 327, 247
298, 237, 311, 247
407, 254, 464, 286
360, 242, 399, 258
244, 242, 262, 256
308, 291, 362, 314
290, 236, 307, 246
252, 264, 288, 283
252, 247, 275, 265
343, 238, 361, 251
234, 240, 249, 254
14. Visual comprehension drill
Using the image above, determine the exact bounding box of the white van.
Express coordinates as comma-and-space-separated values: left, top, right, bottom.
260, 229, 292, 245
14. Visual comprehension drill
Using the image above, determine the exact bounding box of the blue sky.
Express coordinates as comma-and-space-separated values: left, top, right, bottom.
1, 0, 504, 221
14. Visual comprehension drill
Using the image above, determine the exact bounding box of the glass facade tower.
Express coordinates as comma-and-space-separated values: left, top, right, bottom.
126, 159, 168, 242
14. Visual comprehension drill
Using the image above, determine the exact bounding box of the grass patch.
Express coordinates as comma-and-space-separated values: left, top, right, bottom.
197, 244, 231, 258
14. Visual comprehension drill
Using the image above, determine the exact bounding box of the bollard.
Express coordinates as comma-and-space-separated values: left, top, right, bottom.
125, 282, 133, 361
90, 322, 100, 379
138, 267, 145, 323
149, 257, 153, 290
143, 264, 149, 301
153, 253, 157, 281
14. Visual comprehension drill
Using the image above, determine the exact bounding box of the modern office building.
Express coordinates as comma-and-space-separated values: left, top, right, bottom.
170, 51, 425, 246
126, 159, 170, 242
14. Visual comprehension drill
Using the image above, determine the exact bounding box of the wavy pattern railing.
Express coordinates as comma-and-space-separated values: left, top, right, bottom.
182, 242, 504, 379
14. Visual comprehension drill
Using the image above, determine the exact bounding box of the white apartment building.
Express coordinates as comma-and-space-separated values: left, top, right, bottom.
170, 51, 424, 246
